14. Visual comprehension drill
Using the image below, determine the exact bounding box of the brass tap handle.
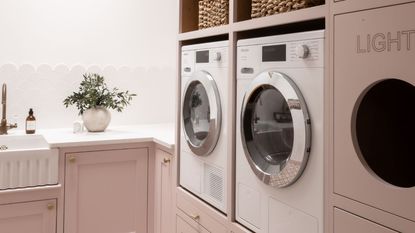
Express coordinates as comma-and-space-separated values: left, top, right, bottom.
8, 123, 17, 129
163, 158, 171, 164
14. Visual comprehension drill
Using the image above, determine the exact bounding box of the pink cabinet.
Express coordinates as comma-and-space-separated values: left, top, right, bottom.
334, 208, 398, 233
176, 214, 209, 233
176, 188, 228, 233
64, 147, 149, 233
0, 199, 57, 233
154, 149, 174, 233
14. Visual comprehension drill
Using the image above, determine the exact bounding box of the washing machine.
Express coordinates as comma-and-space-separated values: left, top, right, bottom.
235, 30, 324, 233
180, 41, 228, 213
334, 2, 415, 222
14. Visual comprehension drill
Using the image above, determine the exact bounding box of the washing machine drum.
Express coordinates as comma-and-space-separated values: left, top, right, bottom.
182, 70, 221, 156
241, 71, 311, 187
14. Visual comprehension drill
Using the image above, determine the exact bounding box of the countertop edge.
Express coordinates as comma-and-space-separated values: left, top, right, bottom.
38, 124, 175, 152
49, 137, 175, 151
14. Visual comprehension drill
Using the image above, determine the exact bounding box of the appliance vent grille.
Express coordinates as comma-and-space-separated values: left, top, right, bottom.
204, 163, 224, 204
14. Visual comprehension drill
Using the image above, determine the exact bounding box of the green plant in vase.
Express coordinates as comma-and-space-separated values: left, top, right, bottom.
63, 73, 136, 132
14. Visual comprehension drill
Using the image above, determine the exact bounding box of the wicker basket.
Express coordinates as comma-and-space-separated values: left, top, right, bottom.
251, 0, 325, 19
198, 0, 229, 29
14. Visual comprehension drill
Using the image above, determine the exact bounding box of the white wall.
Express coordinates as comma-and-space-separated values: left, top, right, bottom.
0, 0, 178, 128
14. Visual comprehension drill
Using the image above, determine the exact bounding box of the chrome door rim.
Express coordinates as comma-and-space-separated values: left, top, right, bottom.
240, 71, 311, 187
182, 70, 222, 156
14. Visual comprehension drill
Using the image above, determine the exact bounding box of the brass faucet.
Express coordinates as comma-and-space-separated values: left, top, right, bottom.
0, 83, 17, 135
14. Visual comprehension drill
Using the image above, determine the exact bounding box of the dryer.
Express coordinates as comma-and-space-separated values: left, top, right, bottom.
180, 41, 228, 213
334, 2, 415, 222
235, 30, 324, 233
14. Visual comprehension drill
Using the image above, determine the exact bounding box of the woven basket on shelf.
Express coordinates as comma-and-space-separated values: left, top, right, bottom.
251, 0, 325, 19
198, 0, 229, 29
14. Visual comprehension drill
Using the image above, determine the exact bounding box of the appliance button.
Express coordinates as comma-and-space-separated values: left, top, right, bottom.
241, 67, 254, 74
184, 67, 191, 72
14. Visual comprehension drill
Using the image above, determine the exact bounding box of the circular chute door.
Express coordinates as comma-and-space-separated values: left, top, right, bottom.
182, 70, 221, 156
241, 71, 311, 187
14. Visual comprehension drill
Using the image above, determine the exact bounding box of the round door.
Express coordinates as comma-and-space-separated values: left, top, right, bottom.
352, 78, 415, 188
182, 70, 221, 156
241, 71, 311, 187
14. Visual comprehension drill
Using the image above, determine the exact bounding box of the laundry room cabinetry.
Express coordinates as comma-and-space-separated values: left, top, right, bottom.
64, 146, 149, 233
154, 148, 174, 233
176, 211, 210, 233
177, 0, 329, 232
178, 0, 328, 40
334, 208, 398, 233
176, 188, 228, 233
328, 1, 415, 232
0, 199, 57, 233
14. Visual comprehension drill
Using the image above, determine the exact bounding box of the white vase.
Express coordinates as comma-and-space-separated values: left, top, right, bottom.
82, 107, 111, 132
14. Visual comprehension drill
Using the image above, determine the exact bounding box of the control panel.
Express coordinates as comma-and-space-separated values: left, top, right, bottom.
237, 37, 324, 74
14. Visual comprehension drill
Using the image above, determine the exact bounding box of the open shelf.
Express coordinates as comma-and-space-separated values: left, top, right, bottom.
233, 4, 327, 32
234, 0, 326, 23
180, 0, 230, 33
235, 0, 252, 22
178, 24, 230, 41
180, 0, 199, 33
178, 1, 327, 41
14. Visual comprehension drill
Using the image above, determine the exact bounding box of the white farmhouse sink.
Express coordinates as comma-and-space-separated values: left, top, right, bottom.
0, 134, 58, 190
0, 134, 50, 151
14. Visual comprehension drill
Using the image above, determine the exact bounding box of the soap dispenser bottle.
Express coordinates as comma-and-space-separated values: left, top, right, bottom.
26, 108, 36, 134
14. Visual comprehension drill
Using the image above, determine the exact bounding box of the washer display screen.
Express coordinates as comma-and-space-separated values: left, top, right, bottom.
262, 44, 286, 62
196, 50, 209, 63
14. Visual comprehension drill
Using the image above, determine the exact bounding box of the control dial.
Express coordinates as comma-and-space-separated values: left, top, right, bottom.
213, 52, 222, 61
296, 44, 310, 59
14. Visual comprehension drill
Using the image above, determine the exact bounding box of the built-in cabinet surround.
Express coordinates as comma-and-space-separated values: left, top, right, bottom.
176, 0, 415, 233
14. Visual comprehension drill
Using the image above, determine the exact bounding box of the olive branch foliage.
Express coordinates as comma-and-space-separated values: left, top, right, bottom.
63, 73, 136, 115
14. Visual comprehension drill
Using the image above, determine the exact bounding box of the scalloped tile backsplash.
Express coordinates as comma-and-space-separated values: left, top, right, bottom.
0, 64, 175, 129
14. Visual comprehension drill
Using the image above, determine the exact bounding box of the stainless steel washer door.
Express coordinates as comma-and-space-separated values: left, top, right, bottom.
182, 70, 221, 156
241, 71, 311, 187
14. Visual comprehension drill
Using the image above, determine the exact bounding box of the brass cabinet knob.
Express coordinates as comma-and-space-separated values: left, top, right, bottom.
47, 203, 55, 210
190, 214, 200, 221
163, 158, 171, 164
68, 156, 76, 163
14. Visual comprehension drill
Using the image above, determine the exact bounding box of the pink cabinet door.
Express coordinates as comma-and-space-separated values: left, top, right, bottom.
176, 215, 209, 233
0, 199, 56, 233
154, 149, 173, 233
65, 148, 149, 233
334, 208, 398, 233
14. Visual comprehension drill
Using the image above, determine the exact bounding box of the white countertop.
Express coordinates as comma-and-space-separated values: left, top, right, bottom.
5, 123, 175, 150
